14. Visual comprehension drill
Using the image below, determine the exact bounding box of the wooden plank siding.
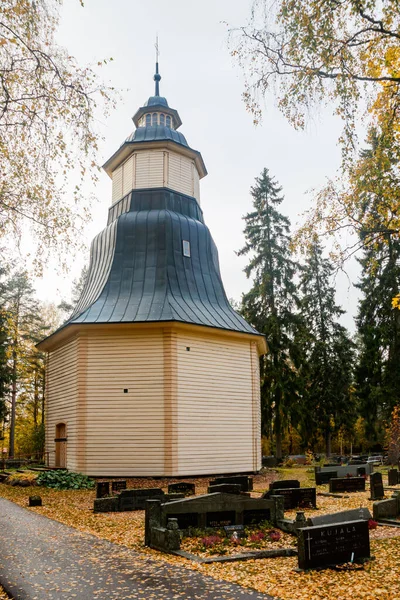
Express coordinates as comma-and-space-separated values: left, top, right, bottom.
111, 150, 201, 205
45, 324, 262, 476
174, 331, 261, 475
45, 337, 79, 470
82, 329, 165, 476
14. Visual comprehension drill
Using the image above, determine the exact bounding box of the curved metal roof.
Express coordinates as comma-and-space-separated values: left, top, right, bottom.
144, 95, 169, 107
62, 188, 258, 336
125, 125, 188, 147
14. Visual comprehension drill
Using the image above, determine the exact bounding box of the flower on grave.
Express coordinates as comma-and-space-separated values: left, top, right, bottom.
368, 519, 378, 530
269, 530, 281, 541
201, 535, 222, 548
249, 531, 265, 543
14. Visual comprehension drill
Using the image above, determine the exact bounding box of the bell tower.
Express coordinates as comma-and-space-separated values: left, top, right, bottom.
38, 64, 266, 477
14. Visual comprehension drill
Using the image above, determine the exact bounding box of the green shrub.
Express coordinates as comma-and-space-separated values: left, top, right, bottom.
36, 470, 95, 490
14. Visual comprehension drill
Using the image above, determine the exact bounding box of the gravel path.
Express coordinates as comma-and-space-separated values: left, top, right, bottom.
0, 498, 275, 600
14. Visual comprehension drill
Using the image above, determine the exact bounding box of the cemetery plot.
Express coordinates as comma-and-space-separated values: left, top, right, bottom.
329, 477, 366, 493
298, 520, 370, 570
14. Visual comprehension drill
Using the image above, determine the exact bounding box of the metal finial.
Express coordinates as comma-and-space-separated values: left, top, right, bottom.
154, 35, 161, 96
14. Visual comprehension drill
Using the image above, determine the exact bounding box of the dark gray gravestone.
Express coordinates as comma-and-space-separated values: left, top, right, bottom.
370, 472, 384, 500
118, 488, 164, 511
388, 469, 399, 486
112, 480, 127, 493
157, 492, 280, 530
263, 487, 317, 509
373, 497, 398, 520
209, 476, 253, 492
324, 463, 339, 467
96, 481, 110, 498
315, 470, 337, 485
93, 497, 119, 512
28, 495, 42, 507
207, 483, 242, 495
357, 467, 366, 477
329, 477, 365, 493
298, 520, 370, 570
168, 482, 195, 496
308, 507, 372, 527
269, 479, 300, 491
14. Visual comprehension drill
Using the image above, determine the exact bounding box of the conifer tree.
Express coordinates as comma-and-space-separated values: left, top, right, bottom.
239, 168, 302, 459
2, 271, 43, 457
353, 130, 400, 442
299, 242, 355, 455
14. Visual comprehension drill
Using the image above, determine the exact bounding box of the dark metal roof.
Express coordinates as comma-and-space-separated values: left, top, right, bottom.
144, 95, 169, 107
61, 188, 259, 336
125, 126, 188, 147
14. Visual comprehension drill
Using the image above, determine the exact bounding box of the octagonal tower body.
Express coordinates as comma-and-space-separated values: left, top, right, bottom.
38, 69, 266, 476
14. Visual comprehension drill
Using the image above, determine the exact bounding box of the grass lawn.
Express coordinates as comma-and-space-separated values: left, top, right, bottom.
1, 466, 400, 599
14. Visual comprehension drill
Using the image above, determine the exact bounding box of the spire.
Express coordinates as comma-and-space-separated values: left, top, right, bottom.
154, 36, 161, 96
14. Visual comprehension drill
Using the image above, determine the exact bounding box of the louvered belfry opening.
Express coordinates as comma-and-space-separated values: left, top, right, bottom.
38, 66, 266, 477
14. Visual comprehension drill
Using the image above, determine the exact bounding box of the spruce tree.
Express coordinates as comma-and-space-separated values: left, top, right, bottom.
239, 168, 302, 459
299, 242, 355, 455
354, 131, 400, 442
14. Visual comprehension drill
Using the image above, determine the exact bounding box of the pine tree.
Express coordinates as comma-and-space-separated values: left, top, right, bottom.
299, 242, 355, 455
239, 168, 302, 459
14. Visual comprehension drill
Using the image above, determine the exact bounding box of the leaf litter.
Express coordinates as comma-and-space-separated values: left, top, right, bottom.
0, 469, 400, 599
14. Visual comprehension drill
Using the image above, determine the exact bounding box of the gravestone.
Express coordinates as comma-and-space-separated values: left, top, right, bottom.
357, 467, 366, 477
329, 477, 366, 493
298, 520, 370, 570
96, 481, 110, 498
112, 480, 127, 493
208, 475, 253, 492
28, 495, 42, 507
207, 483, 242, 495
308, 507, 372, 527
93, 497, 119, 512
324, 463, 339, 467
372, 497, 399, 520
155, 492, 283, 530
224, 524, 246, 538
168, 482, 195, 496
269, 480, 300, 491
370, 472, 384, 500
315, 471, 338, 485
388, 469, 399, 486
118, 488, 164, 511
263, 487, 317, 509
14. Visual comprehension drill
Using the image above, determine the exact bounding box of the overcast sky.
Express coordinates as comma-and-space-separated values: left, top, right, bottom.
33, 0, 360, 330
